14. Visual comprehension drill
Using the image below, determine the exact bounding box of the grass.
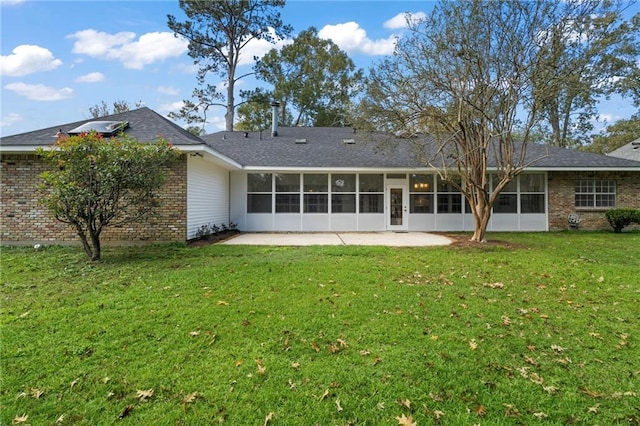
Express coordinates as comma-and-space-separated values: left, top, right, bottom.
1, 232, 639, 425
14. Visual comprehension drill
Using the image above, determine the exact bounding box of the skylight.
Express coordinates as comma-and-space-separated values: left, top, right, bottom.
68, 121, 129, 136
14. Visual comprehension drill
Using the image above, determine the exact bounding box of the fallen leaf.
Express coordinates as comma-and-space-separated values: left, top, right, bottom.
182, 391, 199, 405
320, 389, 329, 400
533, 412, 548, 419
234, 359, 243, 367
256, 359, 266, 375
543, 385, 558, 394
189, 330, 200, 337
263, 411, 274, 426
56, 414, 65, 424
217, 300, 229, 306
311, 342, 320, 352
291, 361, 300, 369
433, 409, 445, 419
359, 349, 371, 356
335, 398, 343, 412
469, 339, 478, 350
475, 404, 486, 416
587, 404, 600, 413
398, 398, 411, 409
29, 388, 44, 399
12, 414, 28, 424
118, 405, 134, 419
373, 356, 382, 366
551, 344, 566, 352
136, 388, 154, 401
597, 276, 604, 283
396, 413, 416, 425
483, 282, 504, 289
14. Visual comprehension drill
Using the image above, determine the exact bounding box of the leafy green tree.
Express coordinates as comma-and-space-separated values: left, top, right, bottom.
253, 27, 363, 127
167, 0, 292, 131
533, 0, 639, 147
358, 0, 567, 242
37, 133, 180, 261
235, 87, 274, 131
585, 114, 640, 154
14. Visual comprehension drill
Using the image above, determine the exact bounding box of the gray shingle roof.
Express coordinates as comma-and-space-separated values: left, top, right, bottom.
0, 107, 205, 147
608, 138, 640, 162
203, 127, 640, 170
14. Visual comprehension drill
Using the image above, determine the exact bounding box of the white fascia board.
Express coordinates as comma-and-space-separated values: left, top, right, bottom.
0, 145, 43, 153
526, 166, 640, 172
241, 166, 433, 173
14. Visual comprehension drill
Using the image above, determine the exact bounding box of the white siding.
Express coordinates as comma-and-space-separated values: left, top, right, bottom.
186, 156, 229, 239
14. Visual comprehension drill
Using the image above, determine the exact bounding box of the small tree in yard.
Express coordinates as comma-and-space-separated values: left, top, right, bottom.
37, 132, 180, 261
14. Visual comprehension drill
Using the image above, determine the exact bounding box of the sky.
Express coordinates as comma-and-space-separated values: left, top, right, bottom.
0, 0, 637, 137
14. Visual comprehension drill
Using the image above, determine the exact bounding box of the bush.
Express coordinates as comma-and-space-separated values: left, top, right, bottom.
605, 208, 640, 233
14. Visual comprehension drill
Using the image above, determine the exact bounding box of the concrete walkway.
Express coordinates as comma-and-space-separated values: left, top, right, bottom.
221, 232, 452, 247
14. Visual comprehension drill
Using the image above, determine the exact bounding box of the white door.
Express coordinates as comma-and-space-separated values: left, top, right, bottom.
387, 185, 408, 231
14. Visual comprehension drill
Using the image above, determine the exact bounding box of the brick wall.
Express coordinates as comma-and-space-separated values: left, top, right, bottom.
0, 153, 187, 244
548, 171, 640, 230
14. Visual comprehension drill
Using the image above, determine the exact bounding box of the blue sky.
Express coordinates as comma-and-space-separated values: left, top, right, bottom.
0, 0, 636, 137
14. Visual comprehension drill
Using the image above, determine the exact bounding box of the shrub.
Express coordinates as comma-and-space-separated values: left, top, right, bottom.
605, 208, 640, 233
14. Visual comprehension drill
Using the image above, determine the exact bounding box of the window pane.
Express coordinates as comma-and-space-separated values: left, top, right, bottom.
247, 194, 272, 213
493, 194, 517, 213
596, 194, 615, 207
520, 174, 545, 192
332, 194, 356, 213
247, 173, 272, 192
437, 194, 462, 213
275, 174, 300, 192
410, 174, 433, 192
304, 174, 328, 192
304, 194, 328, 213
521, 194, 545, 213
275, 194, 300, 213
492, 175, 517, 192
359, 194, 383, 213
437, 177, 461, 192
332, 174, 356, 192
410, 194, 433, 213
359, 174, 383, 192
575, 194, 593, 207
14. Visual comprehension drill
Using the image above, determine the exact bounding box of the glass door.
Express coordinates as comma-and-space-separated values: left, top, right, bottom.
387, 185, 408, 231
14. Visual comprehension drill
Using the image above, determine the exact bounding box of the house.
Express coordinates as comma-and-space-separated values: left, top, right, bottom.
608, 138, 640, 162
1, 107, 639, 245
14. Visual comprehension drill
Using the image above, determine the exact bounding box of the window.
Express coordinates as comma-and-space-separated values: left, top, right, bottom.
304, 174, 328, 213
520, 174, 545, 213
437, 178, 462, 213
409, 174, 434, 213
575, 179, 616, 208
493, 176, 517, 214
275, 174, 300, 213
359, 174, 384, 213
331, 174, 356, 213
247, 174, 272, 213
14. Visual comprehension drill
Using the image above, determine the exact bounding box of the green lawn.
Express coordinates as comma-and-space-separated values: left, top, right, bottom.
1, 232, 639, 425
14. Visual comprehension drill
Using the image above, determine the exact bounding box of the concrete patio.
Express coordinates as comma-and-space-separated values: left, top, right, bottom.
220, 232, 452, 247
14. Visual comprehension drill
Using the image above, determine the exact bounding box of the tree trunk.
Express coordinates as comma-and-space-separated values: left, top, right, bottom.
226, 79, 235, 132
470, 205, 491, 243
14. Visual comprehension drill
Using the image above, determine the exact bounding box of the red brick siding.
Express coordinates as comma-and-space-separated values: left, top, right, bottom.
548, 171, 640, 230
1, 153, 187, 244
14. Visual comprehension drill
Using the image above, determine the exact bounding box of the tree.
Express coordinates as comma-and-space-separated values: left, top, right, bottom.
167, 0, 292, 131
235, 87, 274, 131
584, 114, 640, 154
534, 0, 640, 148
253, 27, 363, 127
88, 100, 143, 118
37, 132, 180, 261
358, 0, 564, 242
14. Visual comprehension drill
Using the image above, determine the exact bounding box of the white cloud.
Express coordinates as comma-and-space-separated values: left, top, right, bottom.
157, 100, 185, 115
237, 28, 292, 65
75, 72, 104, 83
0, 0, 26, 6
0, 112, 22, 127
0, 45, 63, 76
67, 29, 188, 70
384, 12, 427, 29
5, 82, 73, 101
157, 85, 179, 96
318, 22, 397, 55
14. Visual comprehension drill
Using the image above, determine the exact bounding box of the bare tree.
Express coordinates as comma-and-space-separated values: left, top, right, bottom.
88, 100, 143, 118
167, 0, 292, 131
359, 0, 563, 242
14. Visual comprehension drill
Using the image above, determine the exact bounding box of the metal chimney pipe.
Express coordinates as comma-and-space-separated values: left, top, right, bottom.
270, 101, 280, 137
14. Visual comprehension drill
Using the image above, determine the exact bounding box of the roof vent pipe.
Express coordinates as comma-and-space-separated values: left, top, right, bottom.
271, 101, 280, 137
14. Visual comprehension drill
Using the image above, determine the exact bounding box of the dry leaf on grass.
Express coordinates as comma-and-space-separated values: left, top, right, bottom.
335, 398, 343, 412
12, 414, 28, 424
182, 391, 199, 405
263, 411, 274, 425
396, 414, 416, 425
136, 388, 154, 401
